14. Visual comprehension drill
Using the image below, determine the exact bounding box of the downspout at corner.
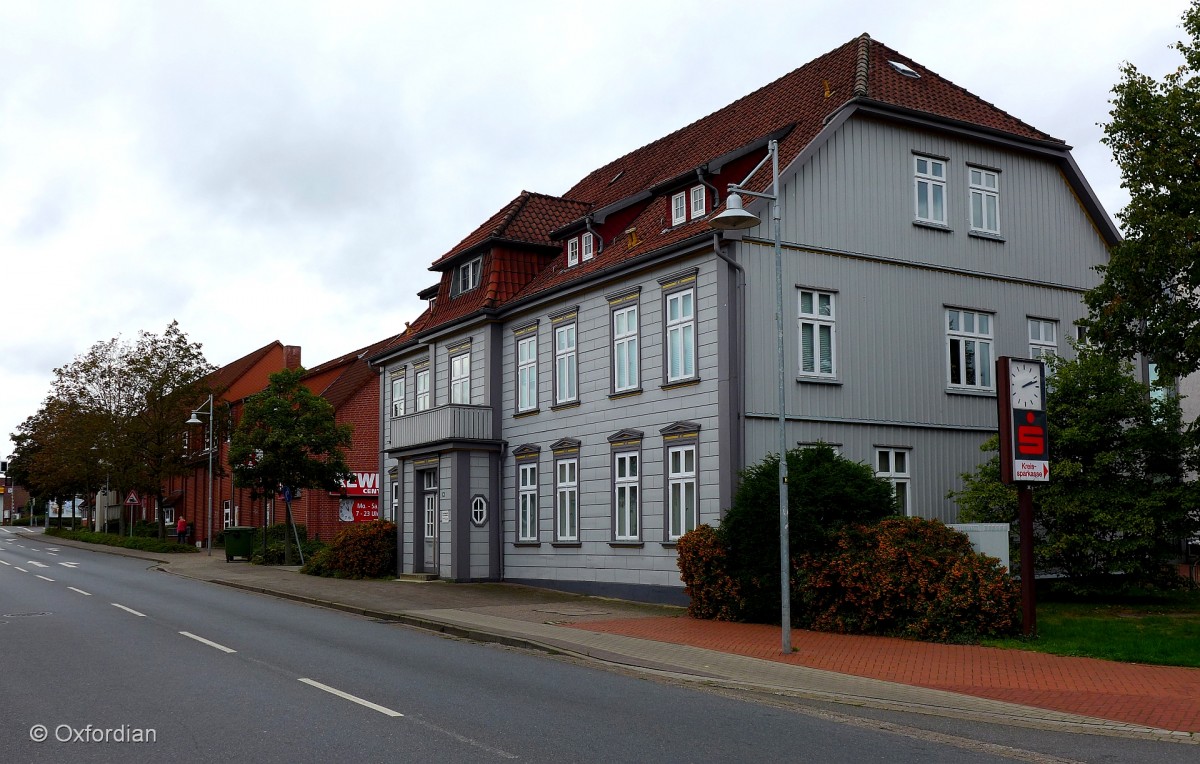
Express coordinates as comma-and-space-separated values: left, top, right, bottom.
712, 233, 746, 518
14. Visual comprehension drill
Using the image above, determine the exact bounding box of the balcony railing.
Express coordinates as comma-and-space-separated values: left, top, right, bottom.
389, 405, 493, 450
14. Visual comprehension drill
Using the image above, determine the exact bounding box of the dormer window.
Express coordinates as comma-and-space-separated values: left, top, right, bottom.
671, 192, 687, 225
458, 256, 481, 294
567, 238, 579, 266
582, 232, 594, 261
690, 185, 706, 218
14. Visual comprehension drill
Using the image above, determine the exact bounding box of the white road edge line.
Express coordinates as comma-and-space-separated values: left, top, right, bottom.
111, 603, 147, 617
68, 587, 92, 596
15, 567, 28, 573
36, 575, 54, 582
179, 632, 237, 653
0, 559, 10, 565
298, 678, 404, 717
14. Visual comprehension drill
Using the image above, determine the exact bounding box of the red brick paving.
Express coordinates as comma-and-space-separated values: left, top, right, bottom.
565, 617, 1200, 733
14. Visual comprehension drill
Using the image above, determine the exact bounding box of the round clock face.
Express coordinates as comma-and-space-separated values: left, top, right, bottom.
1009, 359, 1044, 410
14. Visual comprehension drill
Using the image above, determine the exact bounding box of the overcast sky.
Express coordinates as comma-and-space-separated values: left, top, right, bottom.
0, 0, 1193, 461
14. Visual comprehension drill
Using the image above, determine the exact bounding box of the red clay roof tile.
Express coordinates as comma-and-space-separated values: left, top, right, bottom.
402, 35, 1066, 340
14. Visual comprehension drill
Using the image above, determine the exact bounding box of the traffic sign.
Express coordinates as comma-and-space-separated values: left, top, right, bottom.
124, 490, 140, 506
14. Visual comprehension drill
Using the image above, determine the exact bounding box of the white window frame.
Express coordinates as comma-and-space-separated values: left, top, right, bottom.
554, 324, 577, 404
415, 368, 431, 412
555, 458, 578, 542
876, 448, 912, 516
612, 305, 639, 393
671, 192, 687, 226
665, 288, 696, 383
567, 238, 579, 267
516, 334, 538, 413
968, 167, 1000, 234
946, 308, 994, 390
914, 156, 946, 225
223, 500, 234, 529
458, 256, 482, 293
798, 289, 836, 378
450, 353, 470, 404
614, 451, 640, 541
581, 232, 594, 262
1028, 318, 1058, 360
390, 374, 406, 418
689, 185, 705, 219
389, 481, 399, 522
471, 496, 487, 526
667, 444, 698, 541
518, 463, 538, 542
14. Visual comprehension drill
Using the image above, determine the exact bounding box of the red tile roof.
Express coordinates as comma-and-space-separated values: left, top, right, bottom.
433, 191, 590, 268
305, 333, 406, 411
392, 34, 1070, 345
205, 341, 284, 401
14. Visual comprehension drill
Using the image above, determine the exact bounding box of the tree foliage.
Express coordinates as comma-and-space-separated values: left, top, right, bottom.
229, 367, 353, 499
1084, 2, 1200, 378
950, 347, 1200, 588
9, 322, 213, 536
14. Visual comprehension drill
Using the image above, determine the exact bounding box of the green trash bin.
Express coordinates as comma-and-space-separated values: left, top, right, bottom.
224, 526, 256, 562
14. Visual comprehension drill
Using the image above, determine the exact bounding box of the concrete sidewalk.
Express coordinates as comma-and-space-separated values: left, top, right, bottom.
17, 530, 1200, 743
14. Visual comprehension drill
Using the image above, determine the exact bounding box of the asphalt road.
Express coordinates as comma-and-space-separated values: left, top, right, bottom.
0, 530, 1194, 763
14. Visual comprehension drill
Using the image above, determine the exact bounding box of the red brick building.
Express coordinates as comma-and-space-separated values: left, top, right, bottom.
284, 333, 404, 542
168, 334, 403, 548
168, 341, 301, 546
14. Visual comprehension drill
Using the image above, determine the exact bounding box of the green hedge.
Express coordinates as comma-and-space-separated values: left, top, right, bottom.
45, 526, 198, 554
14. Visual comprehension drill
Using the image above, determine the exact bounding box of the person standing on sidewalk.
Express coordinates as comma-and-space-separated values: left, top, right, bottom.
176, 515, 187, 544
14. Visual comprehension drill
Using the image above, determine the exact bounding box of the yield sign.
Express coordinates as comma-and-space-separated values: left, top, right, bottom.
125, 490, 140, 506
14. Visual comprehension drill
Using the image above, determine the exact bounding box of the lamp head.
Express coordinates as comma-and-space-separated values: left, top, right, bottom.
706, 192, 760, 231
185, 413, 203, 425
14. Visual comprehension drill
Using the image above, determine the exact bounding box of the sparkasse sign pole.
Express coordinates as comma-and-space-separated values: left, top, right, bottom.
996, 356, 1049, 636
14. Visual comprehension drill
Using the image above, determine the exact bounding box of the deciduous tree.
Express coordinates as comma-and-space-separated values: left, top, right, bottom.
229, 367, 352, 564
950, 347, 1199, 590
1084, 2, 1200, 379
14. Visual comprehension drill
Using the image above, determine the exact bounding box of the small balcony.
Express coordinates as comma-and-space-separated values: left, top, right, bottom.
389, 405, 493, 450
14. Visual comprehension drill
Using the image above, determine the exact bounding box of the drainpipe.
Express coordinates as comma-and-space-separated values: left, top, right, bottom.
713, 233, 746, 513
584, 215, 604, 255
698, 168, 721, 209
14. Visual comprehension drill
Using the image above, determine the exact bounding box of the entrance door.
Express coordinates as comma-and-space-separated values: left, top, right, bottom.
421, 470, 438, 574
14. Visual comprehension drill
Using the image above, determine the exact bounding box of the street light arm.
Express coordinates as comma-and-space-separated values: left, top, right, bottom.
726, 140, 779, 196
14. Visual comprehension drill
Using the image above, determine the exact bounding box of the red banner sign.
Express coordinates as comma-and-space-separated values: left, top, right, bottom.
331, 472, 379, 497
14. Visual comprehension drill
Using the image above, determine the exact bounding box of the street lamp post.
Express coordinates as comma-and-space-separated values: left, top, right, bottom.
186, 394, 215, 555
708, 139, 792, 654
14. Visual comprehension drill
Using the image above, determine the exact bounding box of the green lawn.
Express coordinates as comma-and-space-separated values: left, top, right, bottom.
983, 591, 1200, 667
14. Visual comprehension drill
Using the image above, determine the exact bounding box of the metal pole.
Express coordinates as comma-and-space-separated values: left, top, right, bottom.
1019, 485, 1036, 635
206, 395, 214, 555
771, 140, 791, 654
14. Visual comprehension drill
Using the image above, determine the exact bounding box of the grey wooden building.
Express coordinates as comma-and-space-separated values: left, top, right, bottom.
369, 34, 1119, 604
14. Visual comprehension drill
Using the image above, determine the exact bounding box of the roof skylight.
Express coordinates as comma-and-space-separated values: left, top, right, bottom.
888, 60, 920, 78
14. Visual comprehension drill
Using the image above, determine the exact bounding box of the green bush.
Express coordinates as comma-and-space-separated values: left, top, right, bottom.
800, 517, 1019, 642
300, 546, 335, 577
302, 521, 396, 579
253, 538, 326, 566
717, 444, 897, 622
45, 526, 197, 554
